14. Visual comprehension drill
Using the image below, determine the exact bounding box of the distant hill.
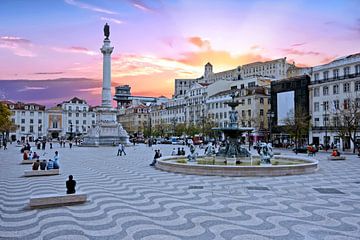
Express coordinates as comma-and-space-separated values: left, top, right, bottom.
0, 78, 102, 107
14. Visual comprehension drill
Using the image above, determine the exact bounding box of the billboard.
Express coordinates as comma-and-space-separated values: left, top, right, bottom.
277, 91, 294, 126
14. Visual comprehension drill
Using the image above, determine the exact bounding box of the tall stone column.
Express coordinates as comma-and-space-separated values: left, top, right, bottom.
100, 39, 114, 108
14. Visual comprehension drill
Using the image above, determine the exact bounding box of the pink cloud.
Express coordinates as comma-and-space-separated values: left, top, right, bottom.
291, 42, 307, 47
0, 36, 36, 57
281, 48, 322, 56
130, 0, 153, 12
52, 46, 98, 56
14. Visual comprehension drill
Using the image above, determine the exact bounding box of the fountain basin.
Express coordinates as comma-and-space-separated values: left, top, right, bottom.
155, 155, 318, 177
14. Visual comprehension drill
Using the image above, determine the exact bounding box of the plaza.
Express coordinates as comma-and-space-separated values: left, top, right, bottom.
0, 144, 359, 240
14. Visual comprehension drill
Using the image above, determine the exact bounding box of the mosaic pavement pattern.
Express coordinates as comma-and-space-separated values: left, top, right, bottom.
0, 144, 360, 240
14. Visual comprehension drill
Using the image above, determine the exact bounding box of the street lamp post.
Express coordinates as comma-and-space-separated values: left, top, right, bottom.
324, 113, 328, 151
171, 117, 177, 136
321, 102, 329, 151
267, 110, 275, 144
70, 124, 73, 140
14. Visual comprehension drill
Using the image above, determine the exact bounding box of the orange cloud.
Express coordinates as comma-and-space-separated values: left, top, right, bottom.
188, 36, 210, 49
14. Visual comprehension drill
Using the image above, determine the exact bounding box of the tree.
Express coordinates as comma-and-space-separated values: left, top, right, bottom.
0, 103, 16, 141
175, 123, 187, 136
332, 96, 360, 153
185, 123, 201, 136
282, 107, 311, 152
201, 118, 217, 140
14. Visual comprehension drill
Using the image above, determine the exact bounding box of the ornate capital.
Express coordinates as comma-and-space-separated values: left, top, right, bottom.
101, 46, 114, 55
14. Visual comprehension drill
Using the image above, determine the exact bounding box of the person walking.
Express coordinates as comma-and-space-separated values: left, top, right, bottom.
117, 143, 126, 156
120, 143, 126, 156
3, 139, 7, 150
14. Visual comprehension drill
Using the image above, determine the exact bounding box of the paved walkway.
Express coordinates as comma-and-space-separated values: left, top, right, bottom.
0, 143, 359, 240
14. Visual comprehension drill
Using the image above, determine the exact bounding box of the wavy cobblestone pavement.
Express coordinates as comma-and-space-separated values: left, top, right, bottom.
0, 144, 360, 240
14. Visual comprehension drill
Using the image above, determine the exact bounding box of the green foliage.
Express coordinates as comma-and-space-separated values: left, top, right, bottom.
175, 123, 187, 136
0, 103, 16, 134
176, 159, 187, 164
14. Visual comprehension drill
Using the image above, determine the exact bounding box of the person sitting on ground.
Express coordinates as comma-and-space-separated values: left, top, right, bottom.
331, 149, 340, 157
32, 160, 40, 170
47, 159, 54, 170
150, 149, 160, 166
181, 147, 185, 155
40, 160, 47, 170
23, 151, 28, 160
28, 151, 33, 160
177, 147, 181, 155
53, 151, 60, 169
171, 148, 177, 156
33, 152, 39, 160
66, 175, 76, 194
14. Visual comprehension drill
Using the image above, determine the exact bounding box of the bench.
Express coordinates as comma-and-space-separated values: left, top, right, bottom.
21, 159, 45, 164
29, 193, 87, 208
21, 159, 38, 164
24, 169, 59, 177
327, 156, 346, 160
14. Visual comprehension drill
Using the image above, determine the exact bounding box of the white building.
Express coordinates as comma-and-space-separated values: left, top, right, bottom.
1, 100, 46, 142
309, 53, 360, 150
58, 97, 96, 138
174, 58, 298, 98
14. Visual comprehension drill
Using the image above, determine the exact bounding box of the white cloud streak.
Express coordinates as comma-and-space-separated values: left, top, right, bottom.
64, 0, 117, 14
100, 17, 124, 25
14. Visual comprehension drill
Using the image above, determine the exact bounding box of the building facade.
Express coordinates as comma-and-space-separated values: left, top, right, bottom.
0, 100, 46, 142
58, 97, 96, 139
309, 53, 360, 150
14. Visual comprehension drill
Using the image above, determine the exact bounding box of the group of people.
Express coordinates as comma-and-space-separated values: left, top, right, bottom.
31, 151, 60, 170
24, 151, 40, 160
117, 143, 126, 156
35, 139, 49, 150
331, 148, 341, 157
150, 149, 162, 166
20, 142, 31, 153
307, 145, 317, 156
171, 147, 185, 156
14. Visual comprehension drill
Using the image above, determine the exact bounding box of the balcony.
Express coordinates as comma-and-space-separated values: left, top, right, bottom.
311, 73, 360, 85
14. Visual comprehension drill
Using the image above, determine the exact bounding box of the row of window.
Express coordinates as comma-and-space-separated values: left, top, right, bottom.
18, 111, 43, 116
314, 65, 360, 81
68, 126, 88, 132
209, 112, 228, 119
243, 63, 278, 74
314, 81, 360, 96
68, 112, 95, 117
314, 98, 360, 112
20, 119, 42, 124
20, 125, 42, 133
68, 120, 95, 125
10, 105, 41, 110
67, 106, 88, 111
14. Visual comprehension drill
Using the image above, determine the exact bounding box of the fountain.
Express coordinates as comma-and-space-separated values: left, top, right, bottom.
212, 91, 254, 164
155, 91, 318, 177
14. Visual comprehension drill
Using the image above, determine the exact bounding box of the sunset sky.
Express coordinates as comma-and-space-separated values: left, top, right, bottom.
0, 0, 359, 106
